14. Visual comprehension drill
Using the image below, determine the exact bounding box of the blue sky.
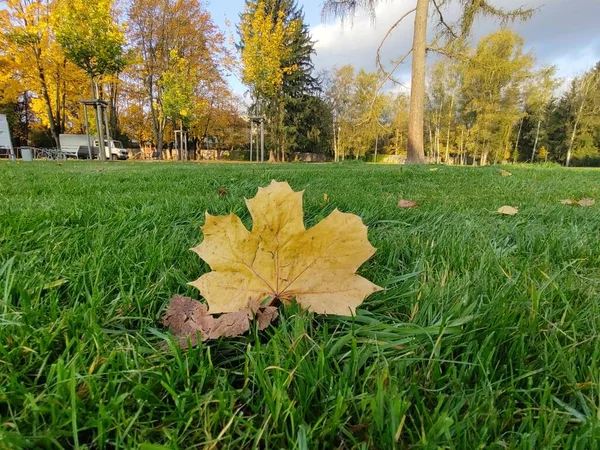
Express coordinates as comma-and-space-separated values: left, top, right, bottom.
207, 0, 323, 31
207, 0, 600, 96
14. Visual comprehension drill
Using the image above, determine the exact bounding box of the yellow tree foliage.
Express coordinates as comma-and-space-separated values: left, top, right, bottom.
240, 1, 295, 99
3, 0, 63, 144
190, 180, 382, 315
53, 0, 127, 82
159, 50, 198, 125
2, 0, 94, 144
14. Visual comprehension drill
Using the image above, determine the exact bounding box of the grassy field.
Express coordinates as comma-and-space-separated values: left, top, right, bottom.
1, 161, 599, 449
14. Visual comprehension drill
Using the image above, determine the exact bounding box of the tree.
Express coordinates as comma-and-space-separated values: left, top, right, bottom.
160, 51, 195, 129
3, 0, 66, 148
324, 65, 389, 160
565, 65, 600, 166
240, 0, 320, 161
53, 0, 126, 83
388, 92, 409, 156
460, 30, 533, 165
127, 0, 228, 158
326, 65, 355, 161
427, 60, 459, 163
322, 0, 533, 164
53, 0, 127, 159
523, 66, 558, 162
545, 63, 600, 166
351, 69, 387, 159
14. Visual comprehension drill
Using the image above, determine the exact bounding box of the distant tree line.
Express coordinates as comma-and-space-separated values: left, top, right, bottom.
423, 30, 600, 166
1, 0, 598, 165
0, 0, 247, 158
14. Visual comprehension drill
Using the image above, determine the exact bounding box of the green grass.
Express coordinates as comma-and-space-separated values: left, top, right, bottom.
1, 161, 600, 449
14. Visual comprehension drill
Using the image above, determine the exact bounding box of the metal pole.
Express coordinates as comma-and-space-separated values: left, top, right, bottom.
375, 134, 378, 162
95, 103, 106, 161
103, 105, 112, 160
250, 120, 253, 162
260, 119, 264, 162
83, 106, 92, 160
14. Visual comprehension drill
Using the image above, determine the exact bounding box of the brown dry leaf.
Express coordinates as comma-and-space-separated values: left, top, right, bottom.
162, 295, 278, 346
218, 187, 228, 197
190, 180, 382, 316
578, 198, 595, 207
497, 206, 519, 215
398, 199, 418, 209
560, 199, 576, 205
499, 169, 512, 177
255, 306, 279, 330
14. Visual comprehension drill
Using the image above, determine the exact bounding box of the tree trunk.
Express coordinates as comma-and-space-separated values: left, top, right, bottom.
406, 0, 429, 164
566, 119, 579, 167
148, 75, 163, 159
333, 120, 338, 162
514, 117, 523, 163
34, 49, 60, 149
428, 121, 433, 160
566, 73, 599, 166
445, 95, 454, 163
566, 98, 586, 167
459, 128, 464, 165
530, 119, 541, 162
55, 63, 62, 137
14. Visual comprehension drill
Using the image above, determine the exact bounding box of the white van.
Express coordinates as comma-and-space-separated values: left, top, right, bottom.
59, 134, 128, 160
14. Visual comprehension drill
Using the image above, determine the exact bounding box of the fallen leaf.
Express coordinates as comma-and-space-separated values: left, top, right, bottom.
499, 169, 512, 177
255, 306, 279, 330
190, 180, 382, 316
218, 187, 228, 197
497, 206, 519, 215
578, 198, 595, 207
323, 193, 328, 203
398, 199, 418, 209
162, 295, 278, 346
560, 198, 595, 207
429, 168, 439, 172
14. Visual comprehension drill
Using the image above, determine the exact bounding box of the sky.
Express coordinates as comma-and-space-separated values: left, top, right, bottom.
207, 0, 600, 96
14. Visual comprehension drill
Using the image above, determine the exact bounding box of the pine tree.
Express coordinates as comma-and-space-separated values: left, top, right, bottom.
240, 0, 323, 160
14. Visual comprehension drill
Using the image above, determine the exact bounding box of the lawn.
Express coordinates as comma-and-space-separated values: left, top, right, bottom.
1, 161, 599, 449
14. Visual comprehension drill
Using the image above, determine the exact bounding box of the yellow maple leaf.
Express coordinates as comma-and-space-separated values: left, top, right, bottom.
497, 205, 519, 215
190, 180, 382, 315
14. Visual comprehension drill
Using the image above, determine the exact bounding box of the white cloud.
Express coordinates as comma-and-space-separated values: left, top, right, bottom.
309, 0, 600, 80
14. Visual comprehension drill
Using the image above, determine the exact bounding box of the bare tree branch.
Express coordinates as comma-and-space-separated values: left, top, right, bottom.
375, 7, 416, 84
432, 0, 458, 39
